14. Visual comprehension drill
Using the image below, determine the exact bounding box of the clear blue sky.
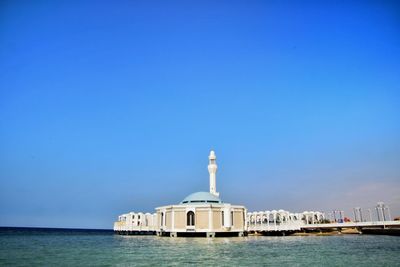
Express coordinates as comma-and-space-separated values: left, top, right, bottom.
1, 0, 399, 229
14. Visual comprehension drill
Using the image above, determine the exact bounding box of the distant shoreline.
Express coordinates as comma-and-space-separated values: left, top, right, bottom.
1, 226, 399, 236
0, 226, 113, 232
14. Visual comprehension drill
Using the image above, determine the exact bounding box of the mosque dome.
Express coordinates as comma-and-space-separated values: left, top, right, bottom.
180, 191, 222, 204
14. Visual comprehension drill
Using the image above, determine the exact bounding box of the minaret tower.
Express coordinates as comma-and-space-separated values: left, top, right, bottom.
208, 150, 219, 197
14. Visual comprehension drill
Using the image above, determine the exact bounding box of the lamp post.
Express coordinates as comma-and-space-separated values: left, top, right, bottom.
386, 206, 392, 221
376, 206, 380, 221
359, 208, 363, 222
353, 207, 362, 222
376, 202, 386, 221
353, 208, 358, 222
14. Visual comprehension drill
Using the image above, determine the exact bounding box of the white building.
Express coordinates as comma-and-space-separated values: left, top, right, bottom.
114, 150, 325, 237
247, 210, 325, 233
114, 150, 247, 237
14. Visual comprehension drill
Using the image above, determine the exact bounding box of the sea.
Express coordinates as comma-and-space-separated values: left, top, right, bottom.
0, 227, 399, 266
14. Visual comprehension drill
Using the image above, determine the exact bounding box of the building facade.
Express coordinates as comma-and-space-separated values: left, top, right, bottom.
114, 150, 247, 237
156, 192, 246, 237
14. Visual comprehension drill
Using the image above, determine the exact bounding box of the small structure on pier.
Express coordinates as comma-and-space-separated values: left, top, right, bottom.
247, 210, 325, 234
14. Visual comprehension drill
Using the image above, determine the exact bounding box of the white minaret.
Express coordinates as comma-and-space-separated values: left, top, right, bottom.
208, 150, 219, 197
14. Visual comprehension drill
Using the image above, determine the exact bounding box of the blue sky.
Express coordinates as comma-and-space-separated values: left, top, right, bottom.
1, 0, 399, 228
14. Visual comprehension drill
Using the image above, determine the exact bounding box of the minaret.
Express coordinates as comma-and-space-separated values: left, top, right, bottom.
208, 150, 219, 197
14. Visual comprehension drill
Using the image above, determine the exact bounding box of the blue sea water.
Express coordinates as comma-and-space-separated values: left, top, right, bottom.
0, 228, 399, 266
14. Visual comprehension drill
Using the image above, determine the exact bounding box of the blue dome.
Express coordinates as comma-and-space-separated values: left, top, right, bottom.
181, 191, 222, 204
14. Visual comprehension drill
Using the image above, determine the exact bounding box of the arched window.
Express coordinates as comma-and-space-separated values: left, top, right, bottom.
231, 211, 234, 226
222, 211, 224, 226
263, 215, 267, 223
187, 211, 195, 226
161, 212, 164, 226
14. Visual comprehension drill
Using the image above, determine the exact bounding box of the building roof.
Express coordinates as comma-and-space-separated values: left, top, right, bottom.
180, 191, 222, 204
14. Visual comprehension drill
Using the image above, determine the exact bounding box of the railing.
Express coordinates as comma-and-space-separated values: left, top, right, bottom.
248, 220, 400, 232
113, 221, 158, 232
248, 221, 305, 232
302, 220, 400, 229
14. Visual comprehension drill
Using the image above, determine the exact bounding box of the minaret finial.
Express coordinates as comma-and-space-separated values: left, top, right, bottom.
208, 150, 219, 197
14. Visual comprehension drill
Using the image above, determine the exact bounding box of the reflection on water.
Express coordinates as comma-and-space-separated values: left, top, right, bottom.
0, 229, 399, 266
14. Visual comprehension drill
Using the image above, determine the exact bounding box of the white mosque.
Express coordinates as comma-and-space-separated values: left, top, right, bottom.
114, 150, 326, 237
